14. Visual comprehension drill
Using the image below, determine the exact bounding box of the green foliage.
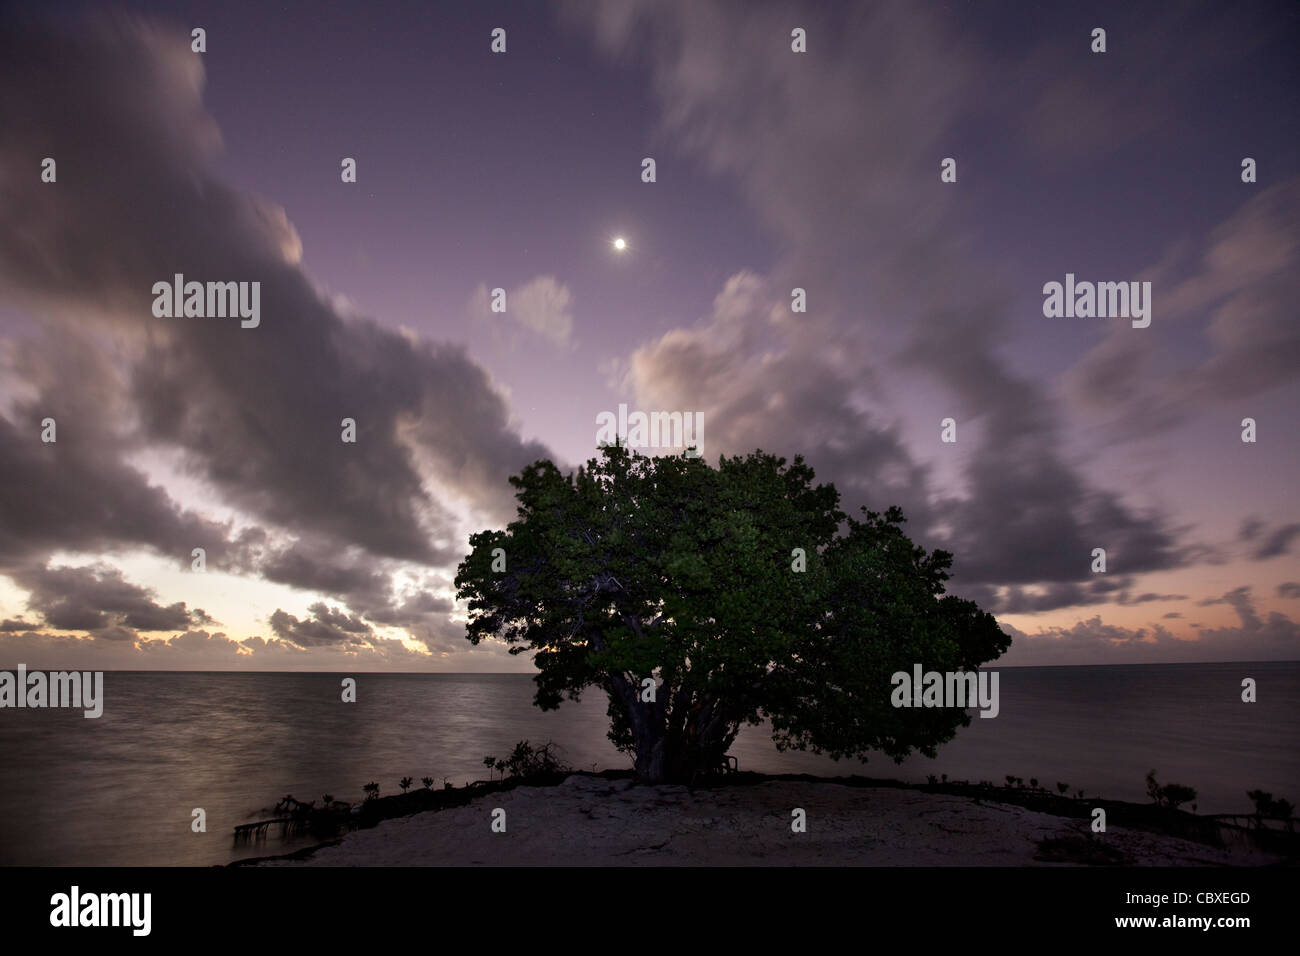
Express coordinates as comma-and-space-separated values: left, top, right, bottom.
455, 445, 1009, 783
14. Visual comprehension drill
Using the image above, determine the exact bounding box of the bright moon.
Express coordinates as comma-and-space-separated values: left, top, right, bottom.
613, 237, 626, 251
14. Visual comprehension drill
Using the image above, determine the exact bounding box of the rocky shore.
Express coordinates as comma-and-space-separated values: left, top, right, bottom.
252, 773, 1288, 867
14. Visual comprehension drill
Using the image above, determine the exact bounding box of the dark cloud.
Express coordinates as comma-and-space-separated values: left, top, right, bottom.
256, 541, 458, 652
951, 578, 1188, 616
1196, 586, 1263, 632
0, 333, 247, 572
1066, 180, 1300, 437
1253, 523, 1300, 560
269, 602, 374, 648
1117, 591, 1188, 606
1163, 612, 1183, 619
1278, 582, 1300, 599
0, 12, 554, 660
0, 14, 550, 556
365, 589, 454, 627
581, 0, 1199, 615
258, 542, 396, 611
900, 306, 1191, 589
90, 624, 139, 643
13, 562, 208, 633
957, 580, 1097, 616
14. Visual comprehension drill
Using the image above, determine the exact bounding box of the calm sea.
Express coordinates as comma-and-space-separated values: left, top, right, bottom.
1, 663, 1296, 865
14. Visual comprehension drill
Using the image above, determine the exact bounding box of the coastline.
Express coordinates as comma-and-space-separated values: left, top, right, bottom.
244, 772, 1292, 867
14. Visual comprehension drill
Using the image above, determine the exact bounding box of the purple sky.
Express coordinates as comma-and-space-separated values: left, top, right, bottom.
1, 0, 1298, 670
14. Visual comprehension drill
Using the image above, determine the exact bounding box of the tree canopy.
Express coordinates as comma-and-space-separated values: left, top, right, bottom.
454, 444, 1009, 784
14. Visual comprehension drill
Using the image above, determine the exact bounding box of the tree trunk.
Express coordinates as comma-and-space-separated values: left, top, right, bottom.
607, 670, 739, 785
640, 691, 738, 784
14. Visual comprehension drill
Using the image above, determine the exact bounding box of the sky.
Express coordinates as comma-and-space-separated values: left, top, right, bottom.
0, 0, 1297, 671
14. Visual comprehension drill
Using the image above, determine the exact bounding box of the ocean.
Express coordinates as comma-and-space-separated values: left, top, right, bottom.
1, 662, 1296, 866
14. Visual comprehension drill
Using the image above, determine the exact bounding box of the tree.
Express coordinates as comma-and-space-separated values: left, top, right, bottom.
1147, 770, 1198, 810
1246, 788, 1294, 824
455, 445, 1009, 785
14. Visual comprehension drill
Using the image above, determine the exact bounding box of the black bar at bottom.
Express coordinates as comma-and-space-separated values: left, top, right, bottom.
0, 865, 1286, 943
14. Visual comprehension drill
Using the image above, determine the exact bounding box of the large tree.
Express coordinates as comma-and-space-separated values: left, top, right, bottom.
455, 445, 1009, 784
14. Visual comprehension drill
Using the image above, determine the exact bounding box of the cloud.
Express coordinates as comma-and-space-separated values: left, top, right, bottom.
0, 332, 247, 571
91, 624, 140, 643
1253, 523, 1300, 560
575, 0, 1197, 613
471, 276, 576, 347
1117, 591, 1188, 606
1278, 582, 1300, 599
898, 304, 1192, 590
509, 277, 576, 346
269, 603, 374, 648
0, 13, 551, 545
0, 626, 501, 672
1001, 589, 1299, 665
618, 270, 934, 524
12, 562, 209, 633
0, 11, 556, 661
1239, 516, 1264, 541
1197, 585, 1262, 632
1065, 179, 1300, 436
258, 541, 399, 612
1009, 2, 1269, 163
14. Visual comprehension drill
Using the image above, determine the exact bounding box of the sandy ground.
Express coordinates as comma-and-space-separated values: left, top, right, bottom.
259, 776, 1280, 866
